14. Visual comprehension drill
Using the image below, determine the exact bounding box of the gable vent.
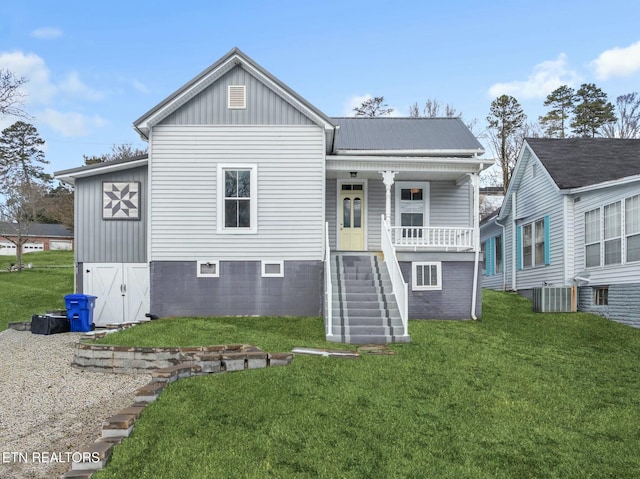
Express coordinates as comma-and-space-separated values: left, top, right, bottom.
228, 85, 246, 109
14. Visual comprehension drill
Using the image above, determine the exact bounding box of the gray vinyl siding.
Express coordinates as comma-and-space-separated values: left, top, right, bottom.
326, 179, 337, 249
431, 180, 472, 227
572, 181, 640, 285
150, 125, 325, 261
159, 65, 314, 126
75, 166, 147, 263
367, 179, 385, 250
506, 152, 566, 290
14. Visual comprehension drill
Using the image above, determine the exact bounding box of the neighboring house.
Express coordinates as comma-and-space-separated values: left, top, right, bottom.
55, 48, 487, 343
480, 137, 640, 327
0, 222, 73, 256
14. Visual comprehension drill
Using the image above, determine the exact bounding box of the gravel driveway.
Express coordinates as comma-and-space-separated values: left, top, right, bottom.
0, 329, 150, 479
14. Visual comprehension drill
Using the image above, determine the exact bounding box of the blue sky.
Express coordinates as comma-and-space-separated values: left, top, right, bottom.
2, 0, 640, 175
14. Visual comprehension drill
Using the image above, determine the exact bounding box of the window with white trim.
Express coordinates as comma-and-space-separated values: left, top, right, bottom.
197, 260, 219, 278
584, 208, 601, 267
584, 194, 640, 268
518, 217, 548, 269
217, 164, 257, 234
625, 195, 640, 262
594, 287, 608, 306
412, 262, 442, 291
261, 261, 284, 278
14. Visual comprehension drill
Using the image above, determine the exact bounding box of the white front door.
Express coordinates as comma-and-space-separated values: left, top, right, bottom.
84, 263, 149, 327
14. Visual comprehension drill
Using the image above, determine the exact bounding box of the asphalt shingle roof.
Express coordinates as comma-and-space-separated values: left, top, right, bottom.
526, 138, 640, 189
331, 117, 484, 153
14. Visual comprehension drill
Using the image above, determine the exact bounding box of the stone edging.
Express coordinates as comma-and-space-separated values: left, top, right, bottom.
61, 342, 293, 478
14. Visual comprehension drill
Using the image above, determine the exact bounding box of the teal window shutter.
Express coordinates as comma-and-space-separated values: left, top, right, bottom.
488, 238, 495, 276
516, 226, 523, 270
544, 215, 550, 265
484, 239, 491, 275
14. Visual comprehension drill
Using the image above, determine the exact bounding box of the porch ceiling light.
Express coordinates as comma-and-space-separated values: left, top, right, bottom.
350, 171, 357, 178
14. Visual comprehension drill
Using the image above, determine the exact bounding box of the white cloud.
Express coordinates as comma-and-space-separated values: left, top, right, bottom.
132, 79, 151, 94
30, 27, 63, 40
36, 108, 107, 137
591, 41, 640, 80
0, 51, 56, 104
59, 71, 105, 101
488, 54, 582, 99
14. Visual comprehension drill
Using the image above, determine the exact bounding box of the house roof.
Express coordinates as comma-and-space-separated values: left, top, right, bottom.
526, 138, 640, 189
55, 154, 148, 184
331, 117, 484, 155
0, 222, 73, 238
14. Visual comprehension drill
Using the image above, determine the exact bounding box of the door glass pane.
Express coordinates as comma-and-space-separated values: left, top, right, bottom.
343, 198, 351, 228
353, 198, 361, 228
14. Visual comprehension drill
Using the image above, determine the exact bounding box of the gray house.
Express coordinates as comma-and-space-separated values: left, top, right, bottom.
481, 137, 640, 327
55, 48, 486, 343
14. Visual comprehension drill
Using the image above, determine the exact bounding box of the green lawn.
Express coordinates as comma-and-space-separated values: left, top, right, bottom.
0, 250, 74, 331
91, 290, 640, 479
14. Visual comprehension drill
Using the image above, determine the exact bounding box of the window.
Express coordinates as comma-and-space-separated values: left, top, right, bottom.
522, 224, 533, 268
495, 235, 503, 273
484, 235, 502, 276
197, 260, 219, 278
517, 216, 549, 269
217, 164, 257, 234
228, 85, 246, 109
261, 261, 284, 278
395, 182, 429, 236
594, 287, 608, 306
412, 262, 441, 291
584, 208, 601, 267
603, 202, 621, 265
626, 195, 640, 262
585, 195, 640, 268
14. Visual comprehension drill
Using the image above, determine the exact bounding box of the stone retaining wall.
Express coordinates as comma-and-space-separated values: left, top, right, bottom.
72, 343, 293, 374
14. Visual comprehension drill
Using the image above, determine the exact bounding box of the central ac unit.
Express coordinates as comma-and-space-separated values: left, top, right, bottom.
532, 286, 577, 313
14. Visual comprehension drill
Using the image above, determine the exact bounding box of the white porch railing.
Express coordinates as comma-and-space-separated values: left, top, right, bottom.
390, 226, 474, 251
381, 215, 409, 337
324, 221, 333, 338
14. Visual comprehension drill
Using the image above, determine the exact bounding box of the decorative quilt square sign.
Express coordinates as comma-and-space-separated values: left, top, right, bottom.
103, 182, 140, 220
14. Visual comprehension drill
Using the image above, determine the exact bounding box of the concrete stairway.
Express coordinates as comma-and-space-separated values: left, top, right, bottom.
328, 253, 410, 344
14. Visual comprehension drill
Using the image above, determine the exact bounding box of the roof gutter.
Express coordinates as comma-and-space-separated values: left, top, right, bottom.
335, 148, 485, 157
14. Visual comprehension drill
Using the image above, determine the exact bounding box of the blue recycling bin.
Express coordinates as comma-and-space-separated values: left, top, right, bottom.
64, 294, 97, 332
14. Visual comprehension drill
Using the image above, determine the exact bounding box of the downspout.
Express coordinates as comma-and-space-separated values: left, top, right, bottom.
495, 216, 507, 291
471, 165, 483, 320
511, 192, 517, 291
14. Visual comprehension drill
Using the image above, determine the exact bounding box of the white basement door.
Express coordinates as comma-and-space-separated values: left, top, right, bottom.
83, 263, 150, 327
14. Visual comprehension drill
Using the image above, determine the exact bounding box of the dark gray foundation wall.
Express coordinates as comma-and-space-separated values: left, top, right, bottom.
151, 260, 323, 318
578, 284, 640, 328
399, 261, 482, 320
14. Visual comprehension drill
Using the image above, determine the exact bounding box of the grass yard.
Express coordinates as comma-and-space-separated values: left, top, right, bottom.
0, 250, 74, 331
92, 290, 640, 479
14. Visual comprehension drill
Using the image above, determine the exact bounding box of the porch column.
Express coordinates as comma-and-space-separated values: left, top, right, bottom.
471, 171, 480, 252
380, 171, 398, 226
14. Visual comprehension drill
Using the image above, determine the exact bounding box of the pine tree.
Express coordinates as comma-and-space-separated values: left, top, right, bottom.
487, 95, 526, 193
0, 121, 49, 187
539, 85, 575, 138
571, 83, 616, 138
